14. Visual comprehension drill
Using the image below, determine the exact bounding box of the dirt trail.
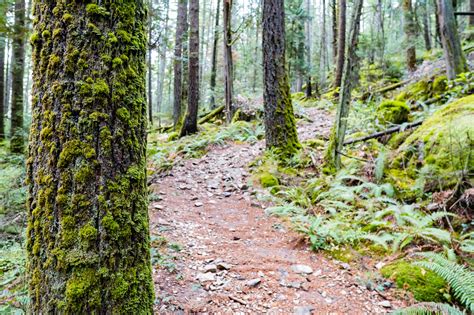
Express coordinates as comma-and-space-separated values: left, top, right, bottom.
149, 109, 405, 314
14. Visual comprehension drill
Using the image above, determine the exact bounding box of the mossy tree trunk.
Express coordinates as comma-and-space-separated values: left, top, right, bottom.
0, 35, 5, 141
173, 0, 188, 127
209, 0, 220, 109
326, 0, 364, 170
331, 0, 337, 63
403, 0, 417, 73
10, 0, 26, 153
180, 0, 200, 136
223, 0, 234, 123
437, 0, 468, 79
262, 0, 300, 155
27, 1, 154, 313
333, 0, 346, 89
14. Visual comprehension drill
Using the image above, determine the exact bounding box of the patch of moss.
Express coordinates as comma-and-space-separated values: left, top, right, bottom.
377, 100, 410, 125
259, 172, 279, 188
381, 261, 448, 302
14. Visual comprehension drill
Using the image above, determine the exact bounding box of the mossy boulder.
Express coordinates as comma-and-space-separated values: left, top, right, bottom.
381, 261, 448, 302
377, 100, 410, 125
387, 95, 474, 197
259, 172, 279, 188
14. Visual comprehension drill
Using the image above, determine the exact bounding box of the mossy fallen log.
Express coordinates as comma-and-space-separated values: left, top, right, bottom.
344, 121, 423, 145
198, 105, 225, 125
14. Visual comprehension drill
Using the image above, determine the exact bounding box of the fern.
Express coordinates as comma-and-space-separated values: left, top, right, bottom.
414, 253, 474, 313
391, 302, 465, 315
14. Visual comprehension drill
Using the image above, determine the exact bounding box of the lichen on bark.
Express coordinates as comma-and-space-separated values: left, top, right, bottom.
27, 1, 153, 313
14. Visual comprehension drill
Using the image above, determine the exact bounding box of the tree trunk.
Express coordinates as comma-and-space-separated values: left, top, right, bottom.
437, 0, 468, 79
262, 0, 300, 155
320, 0, 328, 87
434, 0, 442, 47
331, 0, 338, 62
27, 1, 153, 313
326, 0, 364, 170
209, 0, 221, 109
403, 0, 417, 72
173, 0, 188, 127
10, 0, 25, 153
180, 0, 200, 136
0, 35, 5, 140
334, 0, 346, 89
223, 0, 234, 123
156, 0, 170, 128
375, 0, 385, 67
305, 0, 312, 98
147, 1, 153, 125
422, 0, 433, 51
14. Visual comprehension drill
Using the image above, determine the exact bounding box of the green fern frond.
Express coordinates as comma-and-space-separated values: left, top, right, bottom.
414, 253, 474, 313
391, 302, 465, 315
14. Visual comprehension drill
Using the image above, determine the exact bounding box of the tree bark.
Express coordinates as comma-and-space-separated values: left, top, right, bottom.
326, 0, 364, 170
331, 0, 338, 62
422, 0, 433, 51
156, 0, 170, 128
173, 0, 188, 127
27, 0, 153, 313
333, 0, 346, 89
263, 0, 300, 154
403, 0, 417, 72
10, 0, 25, 153
147, 0, 153, 125
0, 35, 5, 140
223, 0, 234, 123
375, 0, 385, 67
437, 0, 468, 79
180, 0, 200, 136
209, 0, 221, 109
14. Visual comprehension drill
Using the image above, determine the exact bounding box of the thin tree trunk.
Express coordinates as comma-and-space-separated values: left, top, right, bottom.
376, 0, 385, 67
434, 0, 442, 46
223, 0, 234, 123
422, 0, 433, 51
27, 1, 153, 312
209, 0, 221, 109
10, 0, 26, 153
331, 0, 338, 62
403, 0, 417, 72
180, 0, 200, 136
252, 1, 261, 93
326, 0, 364, 170
333, 0, 346, 89
156, 0, 170, 128
147, 1, 153, 125
305, 0, 312, 98
0, 36, 5, 140
173, 0, 188, 127
262, 0, 300, 154
437, 0, 468, 79
320, 0, 328, 87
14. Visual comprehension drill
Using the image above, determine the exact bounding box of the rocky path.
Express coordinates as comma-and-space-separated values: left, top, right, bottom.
149, 109, 405, 314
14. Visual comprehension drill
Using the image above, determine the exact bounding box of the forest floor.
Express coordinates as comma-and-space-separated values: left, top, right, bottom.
148, 108, 408, 314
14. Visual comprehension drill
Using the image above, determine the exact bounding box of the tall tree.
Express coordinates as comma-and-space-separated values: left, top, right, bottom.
0, 35, 5, 140
403, 0, 417, 72
320, 0, 328, 86
10, 0, 25, 153
262, 0, 300, 154
209, 0, 221, 109
27, 0, 153, 312
173, 0, 188, 126
156, 0, 171, 128
326, 0, 364, 170
421, 0, 432, 51
334, 0, 346, 89
223, 0, 234, 122
437, 0, 468, 79
147, 0, 153, 125
180, 0, 200, 136
305, 0, 312, 98
331, 0, 338, 62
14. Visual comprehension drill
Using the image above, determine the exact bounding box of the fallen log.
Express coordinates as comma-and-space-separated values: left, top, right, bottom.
344, 120, 423, 145
198, 105, 225, 125
359, 79, 412, 100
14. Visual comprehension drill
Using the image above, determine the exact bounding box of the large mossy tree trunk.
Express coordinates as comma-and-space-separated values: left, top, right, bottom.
326, 0, 364, 170
10, 0, 25, 153
223, 0, 234, 123
209, 0, 220, 109
333, 0, 346, 89
0, 35, 5, 141
27, 1, 154, 313
403, 0, 417, 72
173, 0, 188, 127
262, 0, 300, 155
437, 0, 468, 79
180, 0, 200, 136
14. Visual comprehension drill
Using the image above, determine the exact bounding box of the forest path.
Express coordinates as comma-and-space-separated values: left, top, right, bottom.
149, 109, 404, 314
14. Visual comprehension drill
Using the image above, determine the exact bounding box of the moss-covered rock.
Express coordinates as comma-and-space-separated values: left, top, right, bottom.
377, 100, 410, 125
387, 95, 474, 197
381, 261, 448, 302
259, 172, 279, 188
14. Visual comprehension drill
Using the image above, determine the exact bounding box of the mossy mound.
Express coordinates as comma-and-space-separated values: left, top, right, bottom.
381, 261, 448, 302
377, 100, 410, 125
395, 76, 448, 102
387, 95, 474, 197
258, 172, 279, 188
